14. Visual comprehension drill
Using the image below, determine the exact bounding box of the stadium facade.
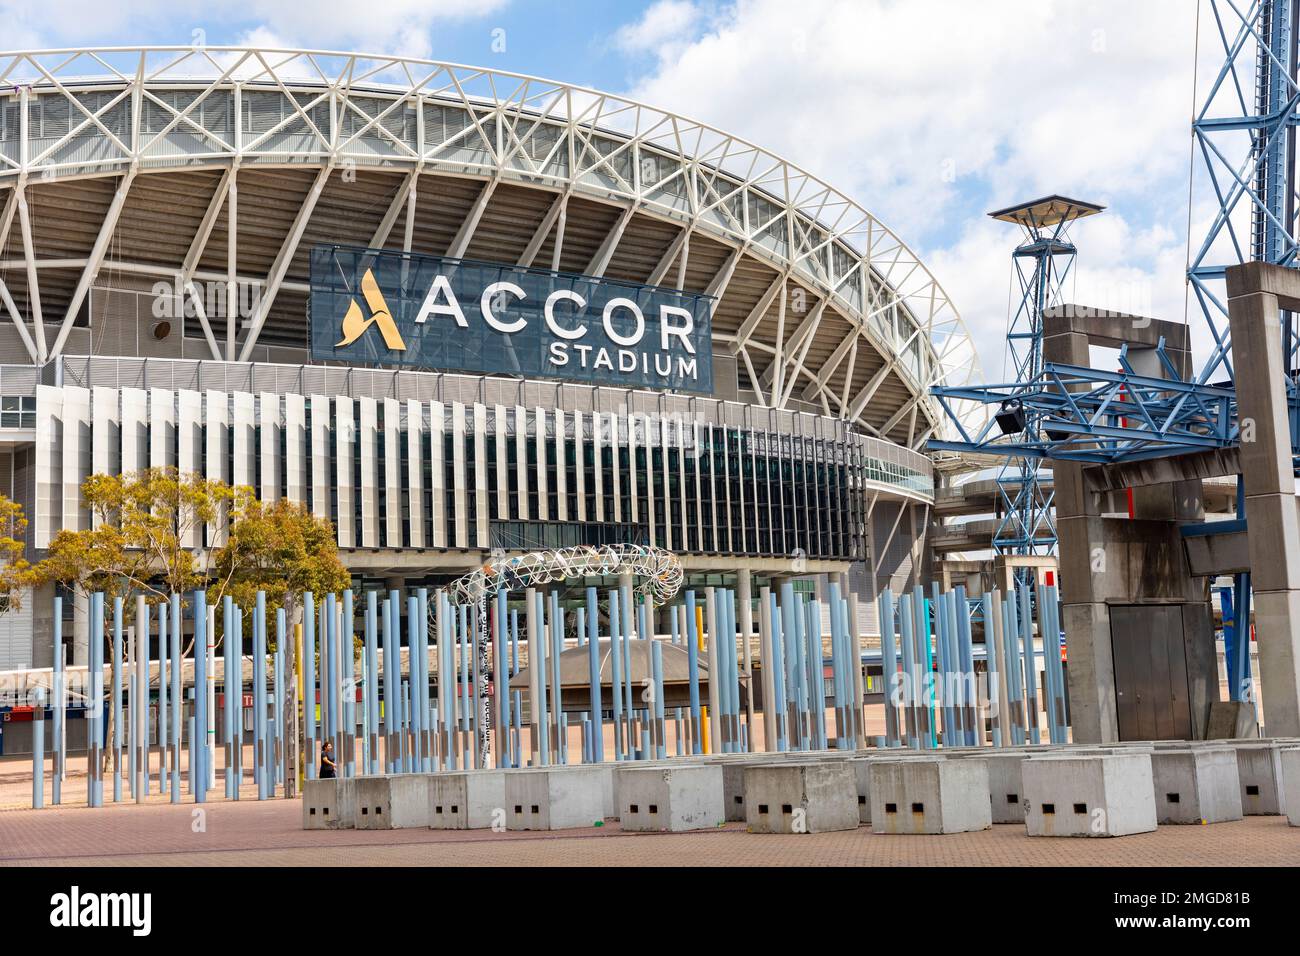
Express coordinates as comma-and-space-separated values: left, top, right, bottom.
0, 47, 980, 669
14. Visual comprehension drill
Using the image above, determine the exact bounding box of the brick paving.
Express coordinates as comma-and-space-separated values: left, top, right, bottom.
1, 797, 1297, 867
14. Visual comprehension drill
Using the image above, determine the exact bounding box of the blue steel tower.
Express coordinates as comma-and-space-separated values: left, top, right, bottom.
987, 196, 1104, 565
1187, 0, 1300, 707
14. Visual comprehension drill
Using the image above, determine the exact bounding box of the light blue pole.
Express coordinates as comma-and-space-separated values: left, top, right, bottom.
931, 585, 952, 746
304, 592, 317, 781
254, 591, 268, 799
840, 595, 859, 749
826, 588, 842, 748
637, 597, 651, 755
942, 590, 964, 746
232, 606, 244, 789
652, 637, 666, 759
493, 588, 508, 768
342, 590, 355, 777
769, 590, 788, 752
275, 607, 286, 787
898, 592, 919, 750
192, 589, 208, 803
1001, 589, 1024, 746
365, 591, 378, 775
323, 592, 336, 756
112, 596, 123, 802
553, 591, 567, 764
223, 595, 236, 799
510, 607, 522, 768
878, 588, 900, 746
89, 591, 104, 808
186, 692, 196, 797
1043, 585, 1068, 743
954, 586, 977, 745
585, 587, 601, 763
670, 607, 683, 756
381, 593, 393, 771
913, 587, 934, 748
157, 600, 168, 796
608, 588, 624, 761
419, 588, 432, 772
684, 589, 701, 754
32, 686, 45, 808
981, 591, 1001, 748
575, 604, 588, 762
1016, 585, 1039, 744
458, 603, 471, 768
790, 589, 809, 751
619, 581, 635, 757
441, 595, 457, 775
408, 596, 421, 773
169, 593, 181, 802
52, 597, 62, 805
387, 590, 401, 772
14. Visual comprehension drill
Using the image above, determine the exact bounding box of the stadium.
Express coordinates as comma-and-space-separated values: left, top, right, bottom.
0, 45, 981, 670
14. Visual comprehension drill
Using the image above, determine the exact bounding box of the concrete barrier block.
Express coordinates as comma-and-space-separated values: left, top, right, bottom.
355, 774, 431, 829
505, 766, 607, 830
1022, 754, 1156, 837
1280, 748, 1300, 826
1235, 744, 1286, 815
619, 765, 725, 832
302, 777, 356, 829
954, 751, 1030, 824
1149, 749, 1242, 824
429, 770, 508, 830
743, 762, 858, 834
870, 758, 991, 834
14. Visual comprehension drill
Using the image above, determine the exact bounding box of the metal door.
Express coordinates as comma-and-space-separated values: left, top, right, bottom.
1110, 605, 1194, 741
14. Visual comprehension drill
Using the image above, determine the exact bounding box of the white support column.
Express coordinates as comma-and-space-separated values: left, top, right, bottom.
494, 404, 509, 524
592, 410, 606, 523
309, 394, 331, 523
231, 392, 256, 490
148, 388, 176, 472
284, 393, 307, 506
358, 397, 379, 548
204, 390, 228, 548
17, 189, 47, 362
259, 393, 282, 504
60, 386, 90, 534
430, 401, 447, 547
383, 397, 402, 548
177, 389, 204, 548
451, 401, 468, 549
534, 408, 549, 522
406, 399, 425, 549
514, 405, 529, 521
473, 403, 489, 548
90, 387, 119, 530
554, 409, 568, 522
627, 414, 638, 525
335, 396, 356, 549
33, 385, 63, 549
573, 410, 586, 523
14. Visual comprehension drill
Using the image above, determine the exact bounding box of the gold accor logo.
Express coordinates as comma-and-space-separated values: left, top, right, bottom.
336, 269, 406, 350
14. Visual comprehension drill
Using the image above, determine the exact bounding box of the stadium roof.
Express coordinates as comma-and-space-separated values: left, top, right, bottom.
0, 46, 983, 449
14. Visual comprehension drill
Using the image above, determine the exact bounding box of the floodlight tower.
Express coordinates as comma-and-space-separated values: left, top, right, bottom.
987, 196, 1105, 567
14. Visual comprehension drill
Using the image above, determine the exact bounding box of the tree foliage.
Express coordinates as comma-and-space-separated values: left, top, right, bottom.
210, 491, 351, 632
32, 468, 234, 604
0, 492, 33, 608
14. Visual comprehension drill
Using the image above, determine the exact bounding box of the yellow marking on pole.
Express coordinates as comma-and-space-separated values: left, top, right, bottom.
702, 707, 710, 754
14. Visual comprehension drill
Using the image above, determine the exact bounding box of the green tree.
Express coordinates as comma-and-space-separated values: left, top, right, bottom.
0, 491, 34, 609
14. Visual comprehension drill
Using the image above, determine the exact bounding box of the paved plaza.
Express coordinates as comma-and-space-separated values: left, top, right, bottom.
2, 794, 1297, 867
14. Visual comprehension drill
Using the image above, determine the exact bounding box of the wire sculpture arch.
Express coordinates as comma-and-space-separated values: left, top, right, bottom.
445, 545, 684, 606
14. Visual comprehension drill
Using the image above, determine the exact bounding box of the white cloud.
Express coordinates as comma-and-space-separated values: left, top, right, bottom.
0, 0, 506, 59
615, 0, 1217, 379
616, 0, 704, 55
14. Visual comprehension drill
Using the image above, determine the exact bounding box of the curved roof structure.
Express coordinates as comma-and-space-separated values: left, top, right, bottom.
0, 46, 981, 449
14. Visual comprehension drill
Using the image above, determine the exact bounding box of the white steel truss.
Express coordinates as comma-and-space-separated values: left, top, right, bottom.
0, 45, 984, 443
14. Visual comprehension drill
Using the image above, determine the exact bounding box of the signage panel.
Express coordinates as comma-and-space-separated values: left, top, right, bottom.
310, 246, 714, 393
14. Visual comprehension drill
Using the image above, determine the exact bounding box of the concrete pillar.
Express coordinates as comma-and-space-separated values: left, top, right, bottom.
1044, 327, 1117, 743
1227, 284, 1300, 737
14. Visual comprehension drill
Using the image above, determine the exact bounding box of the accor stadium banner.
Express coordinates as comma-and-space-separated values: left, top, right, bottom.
310, 245, 714, 393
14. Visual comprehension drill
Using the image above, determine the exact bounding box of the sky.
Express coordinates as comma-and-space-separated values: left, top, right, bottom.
1, 0, 1226, 381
